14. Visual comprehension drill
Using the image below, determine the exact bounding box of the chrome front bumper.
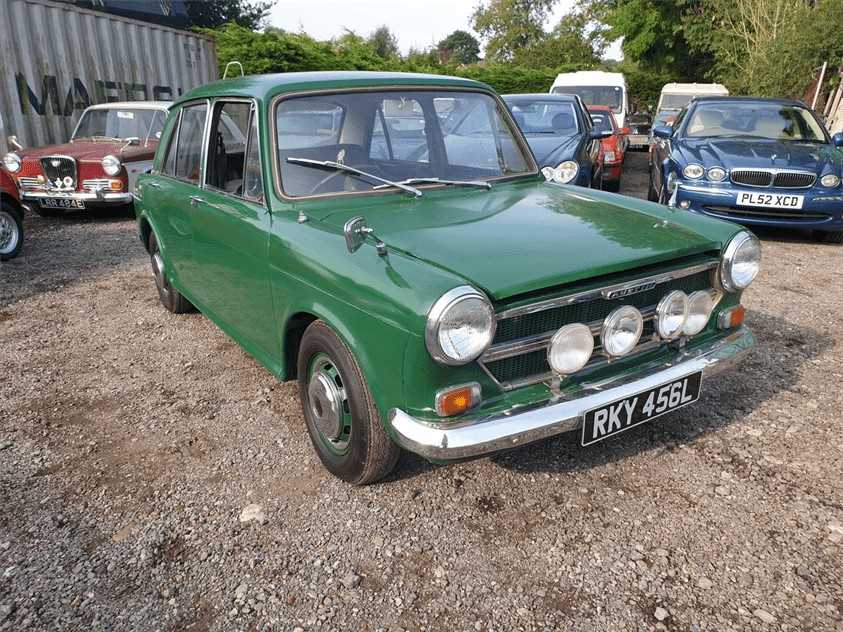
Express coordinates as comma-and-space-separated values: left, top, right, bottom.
388, 327, 754, 460
21, 190, 132, 203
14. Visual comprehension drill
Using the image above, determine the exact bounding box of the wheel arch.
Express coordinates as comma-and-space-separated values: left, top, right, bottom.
1, 192, 22, 215
138, 214, 153, 253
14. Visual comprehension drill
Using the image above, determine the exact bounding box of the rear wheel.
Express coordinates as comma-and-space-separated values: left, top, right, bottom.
813, 230, 843, 244
298, 321, 400, 485
647, 171, 658, 202
0, 204, 23, 261
148, 231, 194, 313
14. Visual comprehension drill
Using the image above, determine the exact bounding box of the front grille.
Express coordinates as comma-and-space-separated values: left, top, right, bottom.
773, 172, 815, 188
704, 205, 828, 222
480, 262, 718, 389
39, 155, 77, 190
731, 169, 816, 189
731, 170, 772, 187
82, 179, 113, 191
17, 177, 45, 190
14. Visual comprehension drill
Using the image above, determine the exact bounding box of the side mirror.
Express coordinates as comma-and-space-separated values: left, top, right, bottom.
124, 137, 140, 146
590, 130, 612, 140
832, 132, 843, 147
7, 135, 23, 151
653, 125, 673, 139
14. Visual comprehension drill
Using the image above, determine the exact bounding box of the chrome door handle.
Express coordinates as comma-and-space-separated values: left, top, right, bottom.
190, 196, 203, 206
147, 182, 161, 189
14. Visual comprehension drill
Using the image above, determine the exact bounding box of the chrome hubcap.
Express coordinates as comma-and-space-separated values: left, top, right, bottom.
151, 250, 169, 295
308, 363, 345, 441
0, 211, 19, 255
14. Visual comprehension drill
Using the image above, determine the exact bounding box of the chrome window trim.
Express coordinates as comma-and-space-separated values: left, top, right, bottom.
269, 85, 540, 203
156, 99, 211, 187
495, 261, 717, 321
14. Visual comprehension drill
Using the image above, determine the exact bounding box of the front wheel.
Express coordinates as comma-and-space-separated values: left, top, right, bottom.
647, 172, 658, 202
298, 321, 400, 484
0, 204, 24, 261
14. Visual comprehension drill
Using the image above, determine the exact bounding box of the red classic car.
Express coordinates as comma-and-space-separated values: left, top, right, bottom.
589, 105, 629, 192
2, 101, 169, 215
0, 168, 23, 260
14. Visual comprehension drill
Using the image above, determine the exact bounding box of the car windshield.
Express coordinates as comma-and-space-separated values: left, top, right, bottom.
660, 94, 696, 110
685, 102, 828, 141
276, 90, 532, 197
590, 113, 615, 134
73, 108, 166, 142
507, 100, 578, 136
552, 85, 623, 113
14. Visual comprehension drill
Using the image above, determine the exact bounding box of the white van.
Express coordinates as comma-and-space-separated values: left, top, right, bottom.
656, 83, 729, 115
550, 71, 629, 129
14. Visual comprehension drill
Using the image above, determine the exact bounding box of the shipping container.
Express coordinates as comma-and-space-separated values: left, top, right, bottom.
0, 0, 218, 155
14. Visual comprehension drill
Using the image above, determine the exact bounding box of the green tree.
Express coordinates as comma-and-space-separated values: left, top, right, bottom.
437, 30, 481, 64
515, 12, 603, 67
367, 25, 401, 60
184, 0, 274, 30
471, 0, 557, 61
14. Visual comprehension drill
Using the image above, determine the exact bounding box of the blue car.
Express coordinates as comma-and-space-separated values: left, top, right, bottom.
649, 96, 843, 243
504, 94, 610, 188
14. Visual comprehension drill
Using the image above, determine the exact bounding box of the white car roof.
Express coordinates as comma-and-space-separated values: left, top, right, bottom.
552, 71, 626, 85
84, 101, 171, 111
660, 83, 729, 95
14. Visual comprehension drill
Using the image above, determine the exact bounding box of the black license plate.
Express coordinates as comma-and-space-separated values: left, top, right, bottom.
40, 198, 85, 209
582, 372, 702, 446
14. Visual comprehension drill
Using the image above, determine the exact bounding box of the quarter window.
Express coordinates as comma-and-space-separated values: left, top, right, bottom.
243, 112, 264, 203
174, 103, 207, 184
206, 101, 250, 194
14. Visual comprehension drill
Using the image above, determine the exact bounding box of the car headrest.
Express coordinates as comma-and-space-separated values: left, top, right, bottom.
551, 112, 574, 132
753, 116, 785, 137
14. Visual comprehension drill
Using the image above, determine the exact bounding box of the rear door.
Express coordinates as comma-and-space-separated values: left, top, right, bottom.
145, 100, 208, 291
188, 99, 276, 358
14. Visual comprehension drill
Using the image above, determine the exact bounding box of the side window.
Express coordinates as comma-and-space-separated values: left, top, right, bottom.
174, 102, 207, 183
206, 101, 250, 194
243, 111, 264, 203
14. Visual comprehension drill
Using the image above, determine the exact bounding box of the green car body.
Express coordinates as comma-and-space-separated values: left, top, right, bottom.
134, 71, 757, 484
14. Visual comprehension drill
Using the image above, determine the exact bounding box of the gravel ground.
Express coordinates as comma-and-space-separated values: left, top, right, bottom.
1, 152, 841, 631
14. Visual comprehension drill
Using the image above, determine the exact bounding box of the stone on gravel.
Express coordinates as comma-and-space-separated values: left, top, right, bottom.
239, 504, 267, 525
341, 572, 361, 589
753, 609, 776, 624
828, 522, 843, 543
714, 485, 730, 496
697, 577, 713, 590
654, 606, 669, 621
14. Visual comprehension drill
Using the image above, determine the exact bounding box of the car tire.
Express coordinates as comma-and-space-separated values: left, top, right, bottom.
0, 203, 24, 261
148, 231, 194, 313
813, 230, 843, 244
298, 320, 401, 485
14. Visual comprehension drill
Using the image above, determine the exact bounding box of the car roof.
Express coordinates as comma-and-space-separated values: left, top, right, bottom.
503, 93, 577, 102
85, 101, 170, 111
177, 71, 492, 105
692, 96, 806, 107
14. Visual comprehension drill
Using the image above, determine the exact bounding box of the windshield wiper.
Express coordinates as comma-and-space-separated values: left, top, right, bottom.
286, 157, 423, 197
373, 177, 491, 191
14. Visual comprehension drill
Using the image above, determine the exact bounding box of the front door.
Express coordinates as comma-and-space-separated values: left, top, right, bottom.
188, 99, 277, 358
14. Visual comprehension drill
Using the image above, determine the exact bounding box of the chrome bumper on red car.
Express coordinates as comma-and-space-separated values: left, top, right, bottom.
20, 190, 132, 204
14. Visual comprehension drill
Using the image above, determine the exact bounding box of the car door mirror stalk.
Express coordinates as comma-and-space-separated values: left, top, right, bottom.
344, 216, 386, 256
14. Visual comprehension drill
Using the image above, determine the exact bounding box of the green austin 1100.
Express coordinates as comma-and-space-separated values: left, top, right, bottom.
134, 71, 760, 484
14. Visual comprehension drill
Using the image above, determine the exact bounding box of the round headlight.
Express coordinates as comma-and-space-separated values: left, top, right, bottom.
720, 231, 761, 292
655, 290, 689, 340
601, 306, 643, 358
552, 160, 579, 184
541, 166, 555, 181
2, 153, 22, 174
102, 155, 122, 176
683, 164, 704, 179
683, 290, 719, 336
707, 167, 727, 182
425, 286, 496, 366
820, 174, 840, 188
547, 323, 594, 375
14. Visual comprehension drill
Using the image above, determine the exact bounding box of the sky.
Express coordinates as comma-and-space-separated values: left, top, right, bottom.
269, 0, 622, 59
